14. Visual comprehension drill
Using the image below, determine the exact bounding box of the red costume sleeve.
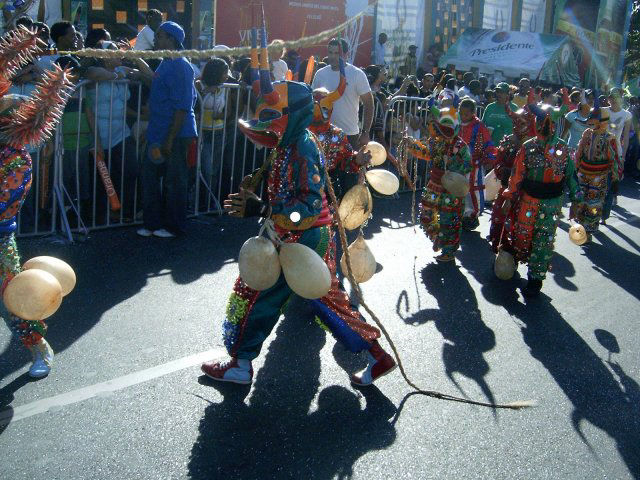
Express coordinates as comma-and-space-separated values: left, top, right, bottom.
503, 146, 526, 200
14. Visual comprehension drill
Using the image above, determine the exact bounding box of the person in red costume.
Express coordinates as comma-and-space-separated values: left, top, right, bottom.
489, 91, 537, 253
458, 98, 497, 230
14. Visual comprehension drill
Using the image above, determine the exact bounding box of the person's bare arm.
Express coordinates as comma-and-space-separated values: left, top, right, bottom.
359, 91, 374, 146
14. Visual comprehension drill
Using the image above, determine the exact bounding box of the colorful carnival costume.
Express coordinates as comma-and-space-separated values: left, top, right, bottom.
0, 27, 74, 377
489, 102, 536, 253
573, 107, 618, 237
201, 28, 395, 387
407, 107, 472, 262
501, 103, 580, 297
460, 114, 496, 229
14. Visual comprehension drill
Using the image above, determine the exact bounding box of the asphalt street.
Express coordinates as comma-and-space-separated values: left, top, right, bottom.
0, 180, 639, 480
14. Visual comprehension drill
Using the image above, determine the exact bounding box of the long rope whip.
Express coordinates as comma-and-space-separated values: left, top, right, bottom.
323, 161, 534, 410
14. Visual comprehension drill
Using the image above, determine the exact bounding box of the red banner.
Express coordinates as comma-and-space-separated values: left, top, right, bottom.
215, 1, 374, 67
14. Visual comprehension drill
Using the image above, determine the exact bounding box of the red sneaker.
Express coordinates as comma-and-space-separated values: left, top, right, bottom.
350, 341, 397, 386
201, 357, 253, 385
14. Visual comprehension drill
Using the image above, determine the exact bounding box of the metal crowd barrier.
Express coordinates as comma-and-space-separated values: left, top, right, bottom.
15, 79, 269, 240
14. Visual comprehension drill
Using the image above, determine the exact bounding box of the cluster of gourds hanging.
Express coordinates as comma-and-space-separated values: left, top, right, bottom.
237, 140, 400, 299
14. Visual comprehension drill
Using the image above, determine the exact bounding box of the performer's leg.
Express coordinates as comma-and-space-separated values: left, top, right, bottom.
312, 226, 396, 386
523, 202, 560, 297
1, 234, 53, 378
437, 197, 464, 260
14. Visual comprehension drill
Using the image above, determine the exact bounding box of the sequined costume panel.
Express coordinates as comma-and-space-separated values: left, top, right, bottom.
490, 134, 525, 252
416, 136, 472, 256
267, 132, 326, 231
313, 125, 358, 174
222, 225, 380, 360
460, 118, 496, 217
574, 129, 618, 232
503, 137, 579, 280
0, 146, 47, 346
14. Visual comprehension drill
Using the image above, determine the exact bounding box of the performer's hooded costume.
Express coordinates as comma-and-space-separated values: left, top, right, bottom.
201, 28, 395, 386
0, 27, 74, 377
573, 104, 619, 235
460, 112, 496, 226
501, 102, 580, 296
489, 99, 536, 252
406, 106, 472, 261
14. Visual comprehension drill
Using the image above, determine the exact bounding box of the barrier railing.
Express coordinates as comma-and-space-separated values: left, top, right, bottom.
15, 79, 272, 239
14, 77, 494, 239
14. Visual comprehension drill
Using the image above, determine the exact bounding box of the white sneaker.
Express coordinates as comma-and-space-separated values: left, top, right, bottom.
153, 229, 175, 238
201, 357, 253, 385
28, 339, 54, 379
137, 228, 153, 237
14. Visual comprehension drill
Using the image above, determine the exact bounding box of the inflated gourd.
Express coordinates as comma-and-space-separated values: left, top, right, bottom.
338, 184, 373, 230
238, 236, 281, 291
279, 243, 331, 299
340, 235, 376, 283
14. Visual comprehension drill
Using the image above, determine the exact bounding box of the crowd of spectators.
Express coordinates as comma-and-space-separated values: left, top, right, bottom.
5, 13, 640, 238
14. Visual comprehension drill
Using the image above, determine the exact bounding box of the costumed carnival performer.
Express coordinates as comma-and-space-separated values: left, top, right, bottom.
406, 106, 472, 263
572, 103, 618, 242
499, 101, 581, 297
201, 26, 396, 387
0, 26, 74, 377
489, 92, 537, 252
458, 97, 496, 230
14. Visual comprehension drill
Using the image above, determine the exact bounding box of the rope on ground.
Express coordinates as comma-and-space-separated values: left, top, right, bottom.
323, 161, 535, 410
59, 1, 376, 60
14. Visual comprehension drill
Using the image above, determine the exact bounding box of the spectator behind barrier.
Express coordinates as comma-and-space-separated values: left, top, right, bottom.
139, 21, 197, 238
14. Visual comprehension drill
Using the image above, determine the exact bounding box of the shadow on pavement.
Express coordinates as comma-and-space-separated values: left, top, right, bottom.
188, 302, 397, 479
0, 217, 252, 383
397, 261, 497, 408
496, 293, 640, 479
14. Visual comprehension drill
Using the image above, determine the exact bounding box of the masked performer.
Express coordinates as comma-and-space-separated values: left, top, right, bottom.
458, 98, 496, 230
0, 27, 74, 378
489, 96, 536, 252
572, 106, 618, 241
406, 106, 472, 262
501, 103, 580, 297
201, 28, 396, 387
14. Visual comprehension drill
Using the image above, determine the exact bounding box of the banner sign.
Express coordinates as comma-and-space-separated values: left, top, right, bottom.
439, 28, 580, 85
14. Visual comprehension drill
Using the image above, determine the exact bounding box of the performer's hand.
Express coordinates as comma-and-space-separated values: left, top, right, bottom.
355, 146, 372, 167
501, 199, 511, 215
224, 188, 267, 218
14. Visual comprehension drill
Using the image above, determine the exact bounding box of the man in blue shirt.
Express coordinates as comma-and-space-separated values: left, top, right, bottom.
138, 21, 197, 238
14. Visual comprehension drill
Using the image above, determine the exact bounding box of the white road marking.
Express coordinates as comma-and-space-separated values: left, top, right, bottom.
0, 348, 219, 427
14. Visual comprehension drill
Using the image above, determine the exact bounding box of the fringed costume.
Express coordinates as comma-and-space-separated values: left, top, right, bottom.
489, 101, 536, 253
573, 109, 619, 235
460, 115, 495, 227
408, 107, 472, 262
502, 102, 580, 296
202, 27, 395, 387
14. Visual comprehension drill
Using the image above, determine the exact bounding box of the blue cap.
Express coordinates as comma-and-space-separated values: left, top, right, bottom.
158, 21, 185, 50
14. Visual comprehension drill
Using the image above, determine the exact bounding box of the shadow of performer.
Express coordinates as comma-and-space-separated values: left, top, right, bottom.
188, 300, 397, 480
399, 262, 497, 408
499, 294, 640, 479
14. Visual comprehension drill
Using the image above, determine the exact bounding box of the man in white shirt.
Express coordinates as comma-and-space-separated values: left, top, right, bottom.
457, 72, 475, 99
134, 9, 163, 51
373, 32, 387, 65
312, 38, 374, 149
270, 39, 288, 81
